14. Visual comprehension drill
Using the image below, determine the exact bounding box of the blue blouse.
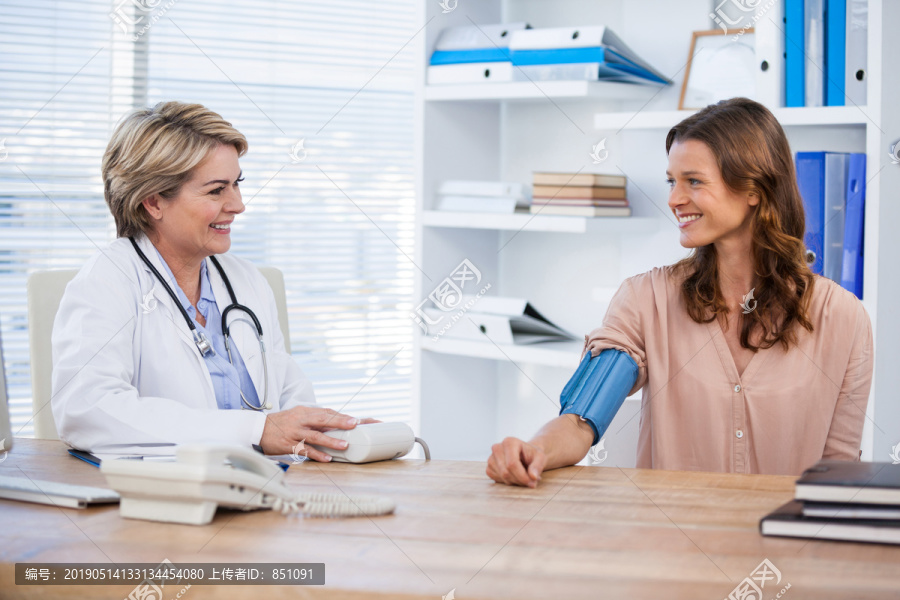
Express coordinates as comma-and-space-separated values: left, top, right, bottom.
154, 250, 262, 410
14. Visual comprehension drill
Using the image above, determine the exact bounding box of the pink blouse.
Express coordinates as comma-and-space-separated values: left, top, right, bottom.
583, 267, 873, 476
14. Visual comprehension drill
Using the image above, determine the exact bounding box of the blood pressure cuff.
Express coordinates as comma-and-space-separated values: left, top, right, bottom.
559, 349, 639, 445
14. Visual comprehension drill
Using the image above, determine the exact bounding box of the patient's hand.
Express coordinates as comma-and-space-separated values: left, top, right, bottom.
486, 437, 548, 488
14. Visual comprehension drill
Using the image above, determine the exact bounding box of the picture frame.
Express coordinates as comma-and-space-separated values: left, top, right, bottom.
678, 29, 756, 110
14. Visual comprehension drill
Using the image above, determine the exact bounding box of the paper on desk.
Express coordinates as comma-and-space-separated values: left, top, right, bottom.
93, 452, 177, 462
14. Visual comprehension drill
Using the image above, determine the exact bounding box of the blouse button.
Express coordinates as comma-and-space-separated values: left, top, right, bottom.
734, 384, 742, 393
736, 430, 744, 438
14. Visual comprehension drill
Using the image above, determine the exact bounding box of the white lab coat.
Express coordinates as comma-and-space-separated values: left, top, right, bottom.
51, 234, 316, 454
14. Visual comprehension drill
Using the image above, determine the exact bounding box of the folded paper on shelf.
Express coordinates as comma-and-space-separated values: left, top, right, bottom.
423, 296, 576, 345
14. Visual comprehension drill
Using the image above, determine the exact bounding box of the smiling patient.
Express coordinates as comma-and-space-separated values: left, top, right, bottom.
487, 97, 874, 486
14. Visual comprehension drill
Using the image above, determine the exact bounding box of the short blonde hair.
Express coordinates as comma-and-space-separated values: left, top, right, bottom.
102, 101, 248, 238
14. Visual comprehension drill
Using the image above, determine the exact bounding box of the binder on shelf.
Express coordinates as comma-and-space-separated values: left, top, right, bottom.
433, 22, 529, 51
841, 153, 866, 298
428, 22, 528, 85
844, 0, 868, 106
427, 62, 512, 84
823, 153, 850, 282
423, 296, 576, 345
795, 151, 826, 274
805, 0, 826, 107
508, 25, 668, 84
785, 0, 805, 106
510, 48, 668, 84
430, 48, 512, 65
754, 0, 785, 108
513, 62, 666, 85
825, 0, 847, 106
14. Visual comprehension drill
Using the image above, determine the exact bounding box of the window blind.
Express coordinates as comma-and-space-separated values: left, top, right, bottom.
0, 0, 416, 436
0, 0, 118, 437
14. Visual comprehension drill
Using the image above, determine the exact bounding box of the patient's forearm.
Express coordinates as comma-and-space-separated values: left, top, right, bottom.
530, 414, 595, 471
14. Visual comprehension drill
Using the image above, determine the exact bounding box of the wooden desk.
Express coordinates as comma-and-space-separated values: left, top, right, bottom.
1, 439, 899, 599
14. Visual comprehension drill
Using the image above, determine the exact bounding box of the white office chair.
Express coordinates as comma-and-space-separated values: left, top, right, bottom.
26, 266, 292, 440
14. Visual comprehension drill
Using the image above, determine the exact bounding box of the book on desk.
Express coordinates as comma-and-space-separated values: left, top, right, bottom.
761, 459, 900, 545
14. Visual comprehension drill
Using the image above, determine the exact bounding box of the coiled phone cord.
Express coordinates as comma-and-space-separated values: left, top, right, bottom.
269, 437, 430, 516
271, 492, 396, 518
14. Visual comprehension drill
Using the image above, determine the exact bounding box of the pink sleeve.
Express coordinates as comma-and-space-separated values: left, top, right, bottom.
823, 300, 874, 461
582, 277, 648, 396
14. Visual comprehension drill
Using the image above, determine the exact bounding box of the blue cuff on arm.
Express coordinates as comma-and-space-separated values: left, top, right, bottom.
559, 349, 639, 446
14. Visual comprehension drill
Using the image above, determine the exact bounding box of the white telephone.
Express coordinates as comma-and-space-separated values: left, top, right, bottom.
101, 445, 395, 525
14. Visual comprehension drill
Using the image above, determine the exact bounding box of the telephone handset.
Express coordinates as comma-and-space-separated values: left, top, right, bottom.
101, 444, 395, 525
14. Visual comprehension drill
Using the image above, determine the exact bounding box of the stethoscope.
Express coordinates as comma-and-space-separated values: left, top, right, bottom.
129, 237, 271, 411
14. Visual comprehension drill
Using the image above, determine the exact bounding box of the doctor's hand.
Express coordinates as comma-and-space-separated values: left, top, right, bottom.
486, 437, 547, 488
259, 406, 378, 461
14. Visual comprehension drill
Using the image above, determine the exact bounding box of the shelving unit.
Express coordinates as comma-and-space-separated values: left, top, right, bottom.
413, 0, 897, 464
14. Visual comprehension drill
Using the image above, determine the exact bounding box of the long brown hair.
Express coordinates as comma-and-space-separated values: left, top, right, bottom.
666, 97, 815, 351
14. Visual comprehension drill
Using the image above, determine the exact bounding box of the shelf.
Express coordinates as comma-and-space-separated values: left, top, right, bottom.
421, 210, 660, 234
424, 80, 664, 102
593, 105, 871, 130
420, 337, 583, 368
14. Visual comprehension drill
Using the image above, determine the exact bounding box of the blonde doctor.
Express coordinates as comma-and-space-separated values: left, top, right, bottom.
52, 101, 371, 459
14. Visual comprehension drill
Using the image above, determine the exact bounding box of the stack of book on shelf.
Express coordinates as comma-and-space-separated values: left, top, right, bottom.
427, 23, 529, 85
530, 172, 630, 217
508, 25, 669, 85
795, 151, 866, 298
436, 180, 530, 214
760, 459, 900, 545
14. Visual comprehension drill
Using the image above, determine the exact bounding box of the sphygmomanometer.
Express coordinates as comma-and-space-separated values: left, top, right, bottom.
559, 349, 639, 444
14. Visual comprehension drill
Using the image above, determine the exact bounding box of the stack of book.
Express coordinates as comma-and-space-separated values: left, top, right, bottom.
530, 172, 630, 217
436, 180, 530, 214
760, 459, 900, 545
